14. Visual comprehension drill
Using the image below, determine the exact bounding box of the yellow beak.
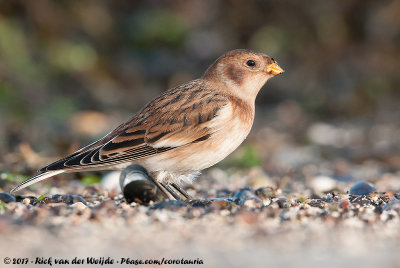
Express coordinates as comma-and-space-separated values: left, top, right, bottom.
267, 61, 284, 75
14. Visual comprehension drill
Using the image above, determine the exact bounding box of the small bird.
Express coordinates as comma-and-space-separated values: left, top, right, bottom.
10, 49, 284, 199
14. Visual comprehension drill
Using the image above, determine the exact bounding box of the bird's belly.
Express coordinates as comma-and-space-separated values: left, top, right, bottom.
138, 116, 252, 182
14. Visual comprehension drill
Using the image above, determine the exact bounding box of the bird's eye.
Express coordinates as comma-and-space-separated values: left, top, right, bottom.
246, 60, 256, 67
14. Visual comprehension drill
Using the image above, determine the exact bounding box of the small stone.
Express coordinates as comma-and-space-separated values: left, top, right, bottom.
242, 198, 263, 209
51, 194, 87, 205
188, 199, 211, 207
232, 186, 263, 207
340, 200, 350, 209
308, 199, 327, 208
120, 165, 161, 204
349, 181, 376, 195
254, 187, 276, 206
95, 200, 116, 210
209, 199, 234, 210
310, 176, 337, 193
215, 189, 232, 198
101, 171, 122, 193
22, 198, 31, 205
150, 200, 187, 210
382, 198, 400, 211
0, 192, 16, 203
255, 187, 277, 200
276, 197, 290, 208
70, 202, 87, 210
47, 203, 67, 209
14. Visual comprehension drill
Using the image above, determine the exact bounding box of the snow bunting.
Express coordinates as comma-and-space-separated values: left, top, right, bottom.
11, 49, 284, 198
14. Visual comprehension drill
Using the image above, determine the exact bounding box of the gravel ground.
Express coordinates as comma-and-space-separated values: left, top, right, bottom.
1, 116, 400, 268
1, 168, 400, 268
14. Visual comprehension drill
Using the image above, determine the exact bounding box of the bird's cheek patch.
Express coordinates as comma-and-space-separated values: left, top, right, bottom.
225, 66, 244, 85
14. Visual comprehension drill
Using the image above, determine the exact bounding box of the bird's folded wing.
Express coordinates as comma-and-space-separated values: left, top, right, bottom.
40, 89, 229, 172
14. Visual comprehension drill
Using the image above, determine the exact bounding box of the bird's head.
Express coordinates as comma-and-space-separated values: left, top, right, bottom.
203, 49, 284, 101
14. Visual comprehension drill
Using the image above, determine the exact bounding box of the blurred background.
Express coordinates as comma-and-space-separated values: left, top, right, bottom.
0, 0, 400, 184
2, 2, 400, 266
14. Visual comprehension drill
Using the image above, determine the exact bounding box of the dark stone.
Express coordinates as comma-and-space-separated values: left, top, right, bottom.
0, 192, 16, 203
51, 194, 87, 205
349, 181, 376, 195
188, 199, 212, 207
123, 180, 160, 204
276, 197, 290, 208
150, 200, 187, 210
232, 186, 262, 206
120, 164, 161, 204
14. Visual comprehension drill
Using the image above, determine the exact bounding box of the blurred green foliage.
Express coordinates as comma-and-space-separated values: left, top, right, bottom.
0, 0, 399, 157
0, 201, 8, 211
2, 172, 27, 183
223, 145, 262, 169
81, 175, 101, 186
36, 193, 47, 201
129, 10, 188, 49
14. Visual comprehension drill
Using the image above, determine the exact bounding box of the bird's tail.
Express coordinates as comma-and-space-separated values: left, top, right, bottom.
10, 170, 65, 194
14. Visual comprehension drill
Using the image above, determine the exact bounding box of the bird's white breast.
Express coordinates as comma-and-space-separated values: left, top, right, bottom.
138, 103, 253, 183
204, 103, 253, 166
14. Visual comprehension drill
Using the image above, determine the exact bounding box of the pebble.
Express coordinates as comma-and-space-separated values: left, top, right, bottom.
255, 187, 277, 200
209, 199, 234, 210
150, 200, 187, 210
215, 189, 232, 198
310, 176, 337, 193
70, 202, 88, 210
6, 202, 27, 217
0, 192, 16, 203
51, 194, 87, 205
119, 164, 160, 204
242, 198, 263, 209
276, 197, 290, 208
349, 181, 376, 195
189, 199, 212, 207
340, 200, 351, 209
101, 171, 122, 193
382, 198, 400, 211
232, 186, 263, 207
22, 198, 31, 205
123, 180, 160, 204
307, 199, 327, 208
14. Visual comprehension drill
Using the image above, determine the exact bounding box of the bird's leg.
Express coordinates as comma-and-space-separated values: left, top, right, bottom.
171, 183, 192, 200
145, 176, 172, 199
160, 182, 181, 200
